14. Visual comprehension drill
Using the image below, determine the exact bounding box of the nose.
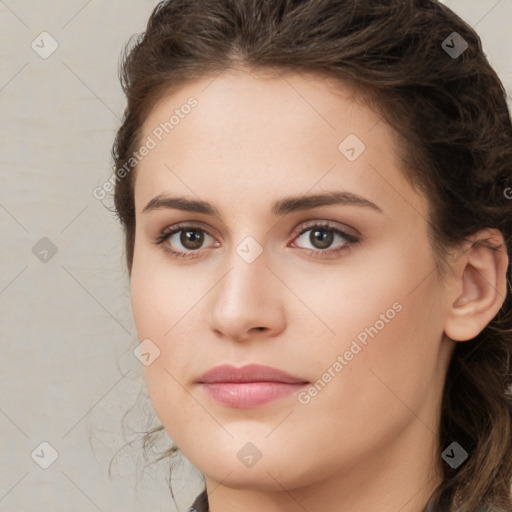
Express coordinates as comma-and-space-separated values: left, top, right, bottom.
208, 245, 286, 343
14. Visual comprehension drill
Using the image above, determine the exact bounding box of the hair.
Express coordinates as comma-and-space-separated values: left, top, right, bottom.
110, 1, 512, 510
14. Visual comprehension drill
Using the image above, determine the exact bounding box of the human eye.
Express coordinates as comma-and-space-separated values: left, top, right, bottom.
152, 223, 218, 259
152, 220, 360, 260
290, 221, 360, 259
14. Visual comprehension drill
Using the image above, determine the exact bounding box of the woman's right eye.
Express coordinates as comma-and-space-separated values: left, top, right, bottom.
153, 225, 217, 259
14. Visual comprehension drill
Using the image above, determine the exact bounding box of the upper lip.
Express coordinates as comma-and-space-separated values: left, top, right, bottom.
197, 364, 309, 384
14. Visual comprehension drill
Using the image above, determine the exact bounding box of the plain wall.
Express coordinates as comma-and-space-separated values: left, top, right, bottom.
0, 1, 511, 511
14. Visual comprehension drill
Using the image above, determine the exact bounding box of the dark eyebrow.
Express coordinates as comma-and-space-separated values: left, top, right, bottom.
142, 191, 382, 216
272, 191, 382, 215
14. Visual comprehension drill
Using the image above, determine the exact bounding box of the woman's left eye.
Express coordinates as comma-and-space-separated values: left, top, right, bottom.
292, 223, 359, 257
153, 222, 360, 259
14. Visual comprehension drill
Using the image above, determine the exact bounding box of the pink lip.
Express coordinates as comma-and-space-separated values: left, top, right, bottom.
197, 364, 309, 408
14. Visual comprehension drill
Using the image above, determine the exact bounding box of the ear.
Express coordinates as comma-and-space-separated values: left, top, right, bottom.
444, 228, 509, 342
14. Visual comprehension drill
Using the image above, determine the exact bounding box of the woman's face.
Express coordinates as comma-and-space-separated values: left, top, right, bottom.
130, 69, 455, 499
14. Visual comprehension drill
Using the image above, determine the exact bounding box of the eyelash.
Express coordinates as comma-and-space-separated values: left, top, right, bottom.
152, 222, 360, 260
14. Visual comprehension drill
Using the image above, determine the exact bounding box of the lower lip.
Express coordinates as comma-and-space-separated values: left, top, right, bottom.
199, 382, 308, 408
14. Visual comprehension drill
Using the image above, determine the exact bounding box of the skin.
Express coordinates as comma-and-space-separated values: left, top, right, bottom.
129, 68, 508, 512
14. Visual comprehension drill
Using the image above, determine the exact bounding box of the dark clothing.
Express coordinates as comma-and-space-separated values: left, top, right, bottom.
187, 490, 209, 512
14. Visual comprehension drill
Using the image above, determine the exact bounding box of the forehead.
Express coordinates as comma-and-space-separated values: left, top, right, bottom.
140, 68, 379, 145
133, 69, 419, 218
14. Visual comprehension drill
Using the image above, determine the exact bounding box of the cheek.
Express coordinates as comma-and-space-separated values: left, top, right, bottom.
130, 239, 195, 339
130, 254, 211, 439
306, 264, 445, 443
286, 242, 439, 360
293, 239, 445, 410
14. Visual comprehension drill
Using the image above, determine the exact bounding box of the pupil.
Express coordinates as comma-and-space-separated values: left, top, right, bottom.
311, 229, 333, 249
181, 230, 203, 249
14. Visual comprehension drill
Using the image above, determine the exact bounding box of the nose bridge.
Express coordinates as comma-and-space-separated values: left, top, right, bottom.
220, 237, 271, 308
208, 234, 285, 338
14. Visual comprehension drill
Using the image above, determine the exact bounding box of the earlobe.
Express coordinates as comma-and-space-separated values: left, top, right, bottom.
444, 229, 509, 342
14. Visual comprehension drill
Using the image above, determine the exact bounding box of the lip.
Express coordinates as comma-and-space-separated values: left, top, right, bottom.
197, 364, 309, 408
197, 363, 308, 384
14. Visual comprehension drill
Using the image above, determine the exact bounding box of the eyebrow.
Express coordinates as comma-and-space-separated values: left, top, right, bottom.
142, 190, 382, 216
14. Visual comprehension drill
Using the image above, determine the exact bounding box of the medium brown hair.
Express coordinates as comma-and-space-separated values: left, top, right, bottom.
111, 1, 512, 510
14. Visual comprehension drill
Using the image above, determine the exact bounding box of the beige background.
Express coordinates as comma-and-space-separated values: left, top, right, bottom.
0, 1, 511, 511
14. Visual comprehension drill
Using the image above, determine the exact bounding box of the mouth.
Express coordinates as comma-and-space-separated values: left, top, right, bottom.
196, 363, 310, 408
